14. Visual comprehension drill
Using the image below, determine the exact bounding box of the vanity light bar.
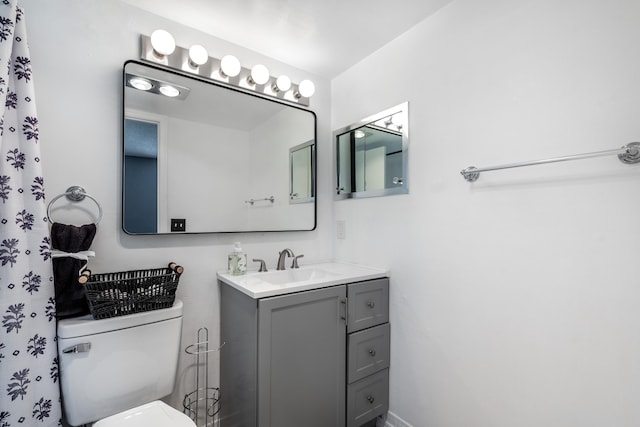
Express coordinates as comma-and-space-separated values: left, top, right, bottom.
140, 33, 314, 106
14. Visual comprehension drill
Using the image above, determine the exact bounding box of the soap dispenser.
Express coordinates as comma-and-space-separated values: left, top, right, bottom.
228, 242, 247, 276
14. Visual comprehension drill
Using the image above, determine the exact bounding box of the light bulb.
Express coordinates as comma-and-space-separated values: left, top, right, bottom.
391, 113, 404, 130
297, 79, 315, 98
220, 55, 241, 77
273, 75, 292, 92
129, 77, 153, 91
150, 29, 175, 56
188, 44, 208, 67
159, 85, 180, 97
249, 64, 270, 85
354, 130, 365, 139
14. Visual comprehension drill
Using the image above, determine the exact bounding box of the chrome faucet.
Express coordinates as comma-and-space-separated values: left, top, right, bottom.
276, 248, 294, 270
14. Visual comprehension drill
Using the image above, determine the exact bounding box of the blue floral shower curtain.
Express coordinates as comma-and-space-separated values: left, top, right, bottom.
0, 1, 62, 426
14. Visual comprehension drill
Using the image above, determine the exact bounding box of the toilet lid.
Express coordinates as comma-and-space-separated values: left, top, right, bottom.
93, 401, 195, 427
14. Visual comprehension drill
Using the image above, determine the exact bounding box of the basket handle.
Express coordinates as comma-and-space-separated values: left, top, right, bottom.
78, 269, 92, 285
169, 262, 184, 274
77, 263, 183, 285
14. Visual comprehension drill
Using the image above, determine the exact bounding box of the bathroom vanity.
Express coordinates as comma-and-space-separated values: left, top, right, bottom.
218, 263, 390, 427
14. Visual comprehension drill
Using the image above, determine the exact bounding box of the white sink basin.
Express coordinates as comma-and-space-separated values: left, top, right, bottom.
256, 268, 339, 285
217, 262, 387, 298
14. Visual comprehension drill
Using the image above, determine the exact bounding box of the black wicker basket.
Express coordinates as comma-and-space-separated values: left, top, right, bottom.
82, 263, 183, 320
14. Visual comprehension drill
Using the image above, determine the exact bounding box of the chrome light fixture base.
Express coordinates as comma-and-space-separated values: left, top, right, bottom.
140, 34, 312, 106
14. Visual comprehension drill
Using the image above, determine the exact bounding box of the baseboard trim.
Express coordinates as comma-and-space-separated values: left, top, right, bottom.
383, 411, 414, 427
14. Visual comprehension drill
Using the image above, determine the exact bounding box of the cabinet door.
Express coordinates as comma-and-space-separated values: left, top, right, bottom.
258, 286, 347, 427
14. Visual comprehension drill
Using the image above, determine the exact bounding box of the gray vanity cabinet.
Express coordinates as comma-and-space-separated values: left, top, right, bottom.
220, 284, 347, 427
220, 277, 389, 427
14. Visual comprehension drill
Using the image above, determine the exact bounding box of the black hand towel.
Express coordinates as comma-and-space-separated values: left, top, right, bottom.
51, 222, 97, 319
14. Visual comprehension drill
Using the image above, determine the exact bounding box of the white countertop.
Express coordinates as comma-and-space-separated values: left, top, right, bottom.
217, 262, 388, 298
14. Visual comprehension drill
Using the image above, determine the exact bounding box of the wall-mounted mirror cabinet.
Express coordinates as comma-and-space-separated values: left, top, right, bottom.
334, 102, 408, 199
123, 60, 317, 234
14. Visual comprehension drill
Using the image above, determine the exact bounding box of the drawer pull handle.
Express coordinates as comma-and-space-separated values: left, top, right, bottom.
368, 349, 377, 357
366, 300, 375, 309
367, 395, 375, 404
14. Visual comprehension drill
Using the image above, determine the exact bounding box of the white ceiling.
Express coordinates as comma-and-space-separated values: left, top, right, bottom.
121, 0, 454, 78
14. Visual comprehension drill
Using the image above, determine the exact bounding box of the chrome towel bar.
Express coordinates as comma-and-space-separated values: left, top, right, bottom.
244, 196, 275, 205
461, 142, 640, 182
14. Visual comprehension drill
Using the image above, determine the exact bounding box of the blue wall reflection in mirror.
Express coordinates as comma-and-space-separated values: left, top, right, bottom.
124, 118, 158, 233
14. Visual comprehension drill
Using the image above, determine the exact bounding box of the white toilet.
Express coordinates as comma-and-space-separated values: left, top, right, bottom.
57, 299, 195, 427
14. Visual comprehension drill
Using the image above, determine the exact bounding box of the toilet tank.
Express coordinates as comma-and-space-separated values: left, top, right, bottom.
57, 300, 183, 426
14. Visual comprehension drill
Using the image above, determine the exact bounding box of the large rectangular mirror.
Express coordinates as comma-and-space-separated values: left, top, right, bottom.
334, 102, 408, 199
123, 60, 316, 234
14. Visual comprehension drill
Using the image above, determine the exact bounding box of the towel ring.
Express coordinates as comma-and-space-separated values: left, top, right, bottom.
47, 186, 103, 225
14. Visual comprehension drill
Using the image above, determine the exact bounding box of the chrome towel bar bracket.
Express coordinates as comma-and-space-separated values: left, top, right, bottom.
460, 142, 640, 182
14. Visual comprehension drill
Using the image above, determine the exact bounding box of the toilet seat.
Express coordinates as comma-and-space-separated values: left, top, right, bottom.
93, 400, 195, 427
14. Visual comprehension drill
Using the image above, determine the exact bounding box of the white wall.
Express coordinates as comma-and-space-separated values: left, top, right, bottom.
332, 0, 640, 426
166, 117, 250, 232
248, 107, 315, 230
21, 0, 332, 412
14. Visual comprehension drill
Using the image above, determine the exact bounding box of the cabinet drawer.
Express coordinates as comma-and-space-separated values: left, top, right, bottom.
347, 278, 389, 333
347, 369, 389, 427
348, 323, 390, 383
